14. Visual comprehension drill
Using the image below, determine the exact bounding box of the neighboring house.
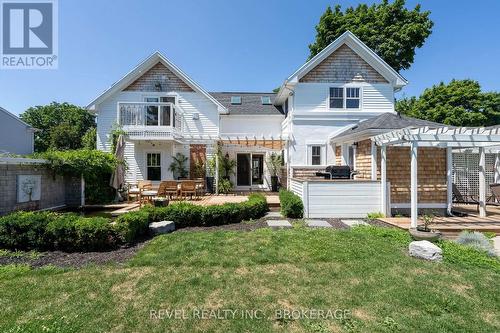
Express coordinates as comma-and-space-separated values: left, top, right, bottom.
0, 107, 35, 155
88, 31, 446, 200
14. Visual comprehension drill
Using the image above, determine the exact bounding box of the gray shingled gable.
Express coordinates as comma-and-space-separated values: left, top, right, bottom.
210, 92, 283, 115
332, 113, 445, 141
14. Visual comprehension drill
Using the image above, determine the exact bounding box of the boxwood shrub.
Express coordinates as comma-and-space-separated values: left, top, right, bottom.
0, 193, 269, 252
279, 189, 304, 218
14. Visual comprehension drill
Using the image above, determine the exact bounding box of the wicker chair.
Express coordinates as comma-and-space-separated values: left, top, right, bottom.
180, 180, 196, 200
164, 180, 179, 199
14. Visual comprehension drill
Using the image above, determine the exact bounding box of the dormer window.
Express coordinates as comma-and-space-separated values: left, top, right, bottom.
261, 96, 271, 105
231, 96, 241, 105
346, 88, 360, 108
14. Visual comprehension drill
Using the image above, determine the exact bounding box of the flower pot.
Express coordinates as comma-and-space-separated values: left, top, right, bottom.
271, 176, 279, 192
409, 228, 442, 242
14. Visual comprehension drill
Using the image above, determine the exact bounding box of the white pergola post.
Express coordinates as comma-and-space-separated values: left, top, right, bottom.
410, 141, 418, 228
479, 147, 486, 217
495, 153, 500, 184
371, 140, 378, 180
341, 143, 349, 165
380, 146, 387, 215
446, 147, 453, 215
215, 149, 220, 195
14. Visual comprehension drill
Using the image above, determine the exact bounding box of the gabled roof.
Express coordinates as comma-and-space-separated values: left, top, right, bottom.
0, 106, 35, 130
210, 92, 283, 115
330, 113, 444, 143
275, 31, 408, 105
86, 52, 228, 114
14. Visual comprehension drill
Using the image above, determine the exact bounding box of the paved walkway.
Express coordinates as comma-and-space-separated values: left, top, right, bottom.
305, 219, 332, 228
267, 220, 292, 229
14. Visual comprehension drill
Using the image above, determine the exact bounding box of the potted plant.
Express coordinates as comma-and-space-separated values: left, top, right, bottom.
206, 156, 216, 193
409, 213, 442, 241
192, 160, 205, 179
169, 153, 188, 180
220, 153, 236, 180
266, 153, 283, 192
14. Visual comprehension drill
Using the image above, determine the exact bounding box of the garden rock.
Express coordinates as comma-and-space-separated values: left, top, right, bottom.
149, 221, 175, 234
409, 240, 442, 262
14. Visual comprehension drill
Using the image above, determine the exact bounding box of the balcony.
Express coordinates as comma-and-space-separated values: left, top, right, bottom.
117, 102, 182, 140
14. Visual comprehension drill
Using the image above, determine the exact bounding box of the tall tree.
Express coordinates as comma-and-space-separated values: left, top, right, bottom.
309, 0, 433, 71
20, 102, 96, 152
396, 79, 500, 126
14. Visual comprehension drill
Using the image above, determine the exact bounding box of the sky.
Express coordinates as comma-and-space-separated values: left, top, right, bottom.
1, 0, 499, 116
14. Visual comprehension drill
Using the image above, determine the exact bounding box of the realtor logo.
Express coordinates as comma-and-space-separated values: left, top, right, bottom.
1, 0, 58, 69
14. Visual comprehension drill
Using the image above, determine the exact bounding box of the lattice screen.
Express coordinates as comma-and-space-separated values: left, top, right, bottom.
452, 152, 496, 198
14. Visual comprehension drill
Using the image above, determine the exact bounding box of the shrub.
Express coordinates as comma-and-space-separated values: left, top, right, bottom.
0, 211, 56, 250
366, 212, 385, 220
114, 210, 150, 244
456, 231, 496, 256
438, 240, 500, 272
279, 189, 303, 218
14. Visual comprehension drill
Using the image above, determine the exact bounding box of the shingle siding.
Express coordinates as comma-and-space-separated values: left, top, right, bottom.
125, 62, 194, 92
300, 44, 388, 84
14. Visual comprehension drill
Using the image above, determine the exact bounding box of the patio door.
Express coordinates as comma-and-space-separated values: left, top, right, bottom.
237, 153, 264, 187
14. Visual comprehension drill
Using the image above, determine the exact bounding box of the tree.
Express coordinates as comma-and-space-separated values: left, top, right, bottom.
82, 127, 97, 150
309, 0, 433, 71
20, 102, 96, 152
396, 79, 500, 127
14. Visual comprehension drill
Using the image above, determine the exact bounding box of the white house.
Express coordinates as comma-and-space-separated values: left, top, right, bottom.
0, 107, 35, 155
88, 31, 407, 192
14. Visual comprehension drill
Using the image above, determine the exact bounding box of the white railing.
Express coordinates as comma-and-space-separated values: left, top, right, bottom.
117, 102, 182, 139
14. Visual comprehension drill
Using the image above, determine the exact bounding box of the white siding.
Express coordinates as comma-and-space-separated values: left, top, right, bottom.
297, 180, 381, 218
220, 115, 283, 137
0, 111, 34, 155
362, 84, 394, 112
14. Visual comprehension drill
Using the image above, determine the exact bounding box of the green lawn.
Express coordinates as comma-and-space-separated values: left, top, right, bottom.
0, 225, 499, 333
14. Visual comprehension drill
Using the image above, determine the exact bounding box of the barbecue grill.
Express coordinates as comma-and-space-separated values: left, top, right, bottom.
315, 165, 358, 179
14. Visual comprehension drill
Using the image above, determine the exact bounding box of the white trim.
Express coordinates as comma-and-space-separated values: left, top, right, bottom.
327, 85, 363, 111
479, 147, 486, 217
446, 147, 453, 214
410, 141, 418, 228
0, 106, 35, 130
86, 52, 227, 114
390, 203, 447, 209
371, 140, 377, 180
235, 152, 266, 189
0, 157, 46, 164
145, 151, 163, 181
380, 146, 387, 215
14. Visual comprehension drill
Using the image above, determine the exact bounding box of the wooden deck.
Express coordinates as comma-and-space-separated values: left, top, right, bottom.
109, 193, 279, 215
378, 204, 500, 238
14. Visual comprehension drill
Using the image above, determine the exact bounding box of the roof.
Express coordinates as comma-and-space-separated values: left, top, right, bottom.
210, 92, 284, 115
86, 51, 228, 114
275, 31, 408, 105
331, 113, 445, 143
0, 106, 35, 130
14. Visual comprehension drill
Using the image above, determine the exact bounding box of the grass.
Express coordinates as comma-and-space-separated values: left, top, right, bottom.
0, 226, 499, 332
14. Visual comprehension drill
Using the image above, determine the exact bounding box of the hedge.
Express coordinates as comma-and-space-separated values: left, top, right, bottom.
0, 211, 118, 251
0, 193, 269, 252
279, 189, 304, 218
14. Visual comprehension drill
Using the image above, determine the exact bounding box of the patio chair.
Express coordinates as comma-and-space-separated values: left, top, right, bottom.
180, 180, 196, 200
452, 183, 479, 212
163, 180, 179, 199
488, 183, 500, 205
127, 180, 152, 202
195, 178, 205, 197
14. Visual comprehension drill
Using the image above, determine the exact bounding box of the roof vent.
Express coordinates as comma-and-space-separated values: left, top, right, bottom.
231, 96, 241, 105
261, 96, 271, 105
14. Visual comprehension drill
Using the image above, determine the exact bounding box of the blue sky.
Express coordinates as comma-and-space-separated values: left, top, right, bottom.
1, 0, 499, 115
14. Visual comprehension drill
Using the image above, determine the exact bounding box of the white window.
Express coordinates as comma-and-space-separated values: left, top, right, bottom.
146, 153, 161, 181
346, 88, 360, 109
261, 96, 271, 105
311, 146, 322, 165
144, 96, 176, 126
231, 96, 241, 104
329, 87, 343, 108
329, 87, 361, 109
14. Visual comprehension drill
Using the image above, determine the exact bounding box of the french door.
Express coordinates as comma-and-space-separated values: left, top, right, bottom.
237, 153, 264, 187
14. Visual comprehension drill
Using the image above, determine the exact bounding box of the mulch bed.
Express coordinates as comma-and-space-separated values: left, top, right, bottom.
0, 241, 149, 269
0, 216, 397, 269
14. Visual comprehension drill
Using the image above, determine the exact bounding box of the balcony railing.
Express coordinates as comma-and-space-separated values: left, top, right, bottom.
117, 102, 182, 140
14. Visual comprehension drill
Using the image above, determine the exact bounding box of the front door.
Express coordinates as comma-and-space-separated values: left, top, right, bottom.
237, 154, 251, 186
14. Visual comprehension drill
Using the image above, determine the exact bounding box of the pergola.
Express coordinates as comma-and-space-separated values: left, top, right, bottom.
373, 126, 500, 228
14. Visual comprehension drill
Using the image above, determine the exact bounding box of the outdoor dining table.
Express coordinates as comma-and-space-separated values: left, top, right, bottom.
138, 179, 205, 206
